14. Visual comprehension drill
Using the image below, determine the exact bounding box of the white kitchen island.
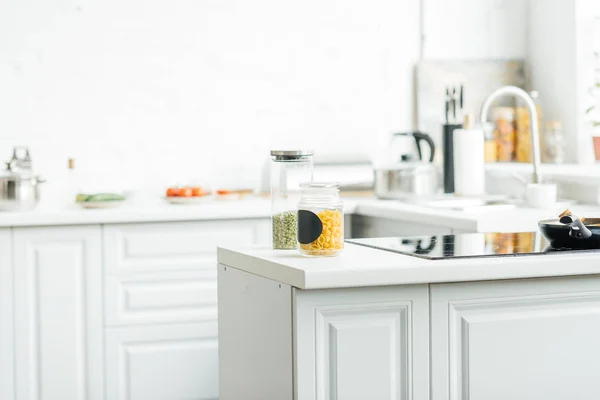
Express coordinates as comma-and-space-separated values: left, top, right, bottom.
217, 242, 600, 400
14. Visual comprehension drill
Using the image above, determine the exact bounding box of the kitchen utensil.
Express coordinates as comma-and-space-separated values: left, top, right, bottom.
445, 87, 450, 124
451, 86, 457, 124
539, 218, 600, 249
374, 132, 438, 199
0, 147, 45, 211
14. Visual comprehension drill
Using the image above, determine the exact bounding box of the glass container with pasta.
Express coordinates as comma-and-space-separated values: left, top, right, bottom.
297, 182, 344, 257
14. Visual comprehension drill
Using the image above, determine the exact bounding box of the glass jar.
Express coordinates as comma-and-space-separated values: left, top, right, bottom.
515, 90, 543, 163
270, 150, 314, 249
492, 107, 516, 161
297, 182, 344, 257
544, 121, 565, 164
482, 122, 498, 163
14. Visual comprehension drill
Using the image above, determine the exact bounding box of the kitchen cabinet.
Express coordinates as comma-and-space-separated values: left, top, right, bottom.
103, 219, 270, 274
105, 323, 219, 400
430, 276, 600, 400
294, 284, 430, 400
0, 229, 14, 400
219, 265, 430, 400
102, 219, 268, 400
13, 226, 104, 400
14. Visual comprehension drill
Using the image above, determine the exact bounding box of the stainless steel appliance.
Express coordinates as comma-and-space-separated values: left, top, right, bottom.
374, 131, 438, 199
0, 147, 45, 211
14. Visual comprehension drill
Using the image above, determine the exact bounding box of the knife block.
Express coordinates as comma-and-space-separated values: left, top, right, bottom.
442, 123, 463, 193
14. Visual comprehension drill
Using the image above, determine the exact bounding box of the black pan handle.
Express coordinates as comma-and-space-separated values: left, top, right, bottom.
569, 219, 592, 240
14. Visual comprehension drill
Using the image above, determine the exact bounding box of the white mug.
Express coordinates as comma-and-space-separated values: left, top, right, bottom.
526, 183, 557, 209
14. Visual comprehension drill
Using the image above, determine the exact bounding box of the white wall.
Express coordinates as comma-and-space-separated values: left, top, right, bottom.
528, 0, 600, 164
422, 0, 528, 59
0, 0, 531, 199
0, 0, 420, 194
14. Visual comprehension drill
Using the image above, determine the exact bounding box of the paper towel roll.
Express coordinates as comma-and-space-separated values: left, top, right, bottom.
453, 128, 485, 196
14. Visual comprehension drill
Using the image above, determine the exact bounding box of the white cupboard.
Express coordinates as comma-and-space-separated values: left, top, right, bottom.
431, 276, 600, 400
0, 229, 14, 400
105, 323, 218, 400
218, 264, 430, 400
1, 218, 270, 400
13, 226, 104, 400
294, 285, 430, 400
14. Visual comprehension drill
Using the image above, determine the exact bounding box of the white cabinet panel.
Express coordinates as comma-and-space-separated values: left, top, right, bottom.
0, 229, 14, 400
431, 277, 600, 400
104, 219, 269, 273
295, 285, 429, 400
105, 323, 218, 400
316, 304, 409, 400
105, 271, 217, 326
13, 226, 103, 400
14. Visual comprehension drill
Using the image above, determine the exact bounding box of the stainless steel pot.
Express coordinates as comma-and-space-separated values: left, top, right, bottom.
374, 163, 438, 199
0, 147, 44, 211
374, 131, 438, 199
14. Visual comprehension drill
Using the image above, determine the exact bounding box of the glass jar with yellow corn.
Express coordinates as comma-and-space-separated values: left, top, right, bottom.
297, 182, 344, 257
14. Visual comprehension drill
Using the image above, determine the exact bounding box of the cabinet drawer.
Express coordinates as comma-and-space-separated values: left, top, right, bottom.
104, 219, 269, 273
105, 323, 218, 400
105, 271, 217, 326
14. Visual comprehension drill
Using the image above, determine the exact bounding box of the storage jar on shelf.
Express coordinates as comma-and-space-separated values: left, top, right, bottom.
297, 182, 344, 257
270, 150, 314, 249
515, 90, 543, 163
492, 107, 516, 162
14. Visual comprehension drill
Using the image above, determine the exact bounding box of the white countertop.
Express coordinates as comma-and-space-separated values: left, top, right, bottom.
0, 195, 596, 230
353, 198, 581, 232
217, 243, 600, 289
0, 198, 276, 227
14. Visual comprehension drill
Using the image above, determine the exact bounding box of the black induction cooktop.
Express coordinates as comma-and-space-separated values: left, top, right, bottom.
346, 232, 600, 260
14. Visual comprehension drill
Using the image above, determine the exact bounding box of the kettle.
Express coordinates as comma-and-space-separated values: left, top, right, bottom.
374, 131, 439, 200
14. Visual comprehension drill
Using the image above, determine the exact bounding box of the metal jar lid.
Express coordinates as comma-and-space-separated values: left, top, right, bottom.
270, 150, 314, 161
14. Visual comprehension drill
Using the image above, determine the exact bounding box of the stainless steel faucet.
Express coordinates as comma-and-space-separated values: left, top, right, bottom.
480, 86, 542, 184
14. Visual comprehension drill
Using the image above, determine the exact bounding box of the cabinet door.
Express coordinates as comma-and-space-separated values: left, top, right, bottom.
105, 323, 218, 400
0, 229, 14, 400
294, 285, 429, 400
431, 276, 600, 400
104, 219, 270, 274
13, 226, 103, 400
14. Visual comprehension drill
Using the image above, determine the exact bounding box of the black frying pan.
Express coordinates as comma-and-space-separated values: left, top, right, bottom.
539, 218, 600, 249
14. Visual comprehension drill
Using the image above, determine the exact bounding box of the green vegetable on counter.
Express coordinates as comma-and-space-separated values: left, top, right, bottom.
272, 210, 298, 249
76, 193, 125, 202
